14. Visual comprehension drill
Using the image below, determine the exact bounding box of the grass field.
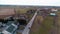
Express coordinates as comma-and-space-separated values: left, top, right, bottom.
16, 8, 35, 14
16, 8, 29, 14
0, 8, 34, 19
30, 16, 54, 34
56, 11, 60, 26
39, 16, 54, 34
56, 11, 60, 34
30, 16, 44, 34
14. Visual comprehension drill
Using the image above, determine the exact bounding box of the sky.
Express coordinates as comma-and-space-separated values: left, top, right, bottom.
0, 0, 60, 6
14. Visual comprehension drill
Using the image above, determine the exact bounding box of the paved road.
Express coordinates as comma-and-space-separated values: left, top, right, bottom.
22, 9, 39, 34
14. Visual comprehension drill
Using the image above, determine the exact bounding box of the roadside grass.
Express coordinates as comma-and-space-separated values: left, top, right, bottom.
30, 16, 44, 34
39, 16, 54, 34
30, 16, 54, 34
56, 11, 60, 26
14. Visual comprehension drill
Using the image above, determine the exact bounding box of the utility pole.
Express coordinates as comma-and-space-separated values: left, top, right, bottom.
14, 8, 20, 20
14, 8, 17, 23
14, 8, 16, 17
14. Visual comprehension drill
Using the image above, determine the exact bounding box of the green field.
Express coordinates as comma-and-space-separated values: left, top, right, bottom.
39, 16, 54, 34
30, 16, 54, 34
16, 8, 35, 14
16, 8, 30, 14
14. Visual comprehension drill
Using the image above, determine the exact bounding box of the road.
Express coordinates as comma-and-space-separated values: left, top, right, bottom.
22, 9, 39, 34
22, 9, 48, 34
29, 9, 49, 34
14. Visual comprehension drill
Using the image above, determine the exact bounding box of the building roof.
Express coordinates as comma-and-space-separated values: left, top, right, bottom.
2, 23, 17, 34
50, 13, 56, 16
51, 9, 58, 12
6, 25, 15, 33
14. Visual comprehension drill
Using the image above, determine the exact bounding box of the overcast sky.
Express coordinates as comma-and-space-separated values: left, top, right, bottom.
0, 0, 60, 6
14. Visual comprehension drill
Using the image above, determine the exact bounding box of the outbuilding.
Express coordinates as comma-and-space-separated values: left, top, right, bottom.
50, 13, 56, 16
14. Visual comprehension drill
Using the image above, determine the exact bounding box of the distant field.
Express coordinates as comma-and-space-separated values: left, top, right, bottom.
0, 8, 34, 19
16, 8, 30, 14
0, 8, 15, 15
16, 7, 36, 14
0, 7, 34, 15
